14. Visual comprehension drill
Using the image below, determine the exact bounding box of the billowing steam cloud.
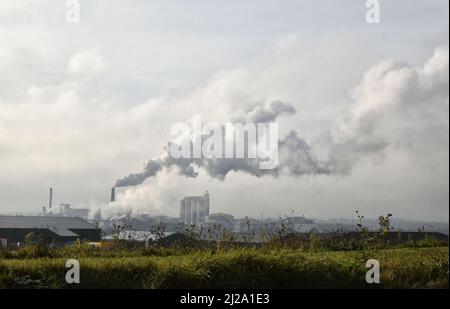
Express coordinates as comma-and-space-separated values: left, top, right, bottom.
328, 46, 449, 174
115, 100, 330, 187
115, 46, 449, 188
232, 100, 297, 123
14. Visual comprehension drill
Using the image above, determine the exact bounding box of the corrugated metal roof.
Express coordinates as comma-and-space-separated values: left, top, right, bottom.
48, 228, 79, 237
0, 216, 97, 231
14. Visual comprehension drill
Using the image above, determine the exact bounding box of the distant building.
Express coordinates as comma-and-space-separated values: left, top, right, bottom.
41, 203, 89, 220
58, 204, 89, 219
234, 217, 266, 233
179, 191, 210, 225
204, 213, 235, 231
286, 216, 319, 233
0, 215, 101, 246
232, 216, 318, 234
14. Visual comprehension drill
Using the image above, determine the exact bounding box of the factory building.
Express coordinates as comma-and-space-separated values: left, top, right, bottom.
204, 213, 235, 231
40, 188, 89, 219
41, 203, 89, 219
281, 216, 319, 233
58, 204, 89, 219
179, 191, 210, 225
0, 215, 101, 247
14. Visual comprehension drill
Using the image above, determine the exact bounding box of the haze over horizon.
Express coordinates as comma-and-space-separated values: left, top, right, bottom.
0, 0, 448, 222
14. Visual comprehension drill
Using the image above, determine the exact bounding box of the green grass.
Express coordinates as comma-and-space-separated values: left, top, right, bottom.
0, 246, 448, 289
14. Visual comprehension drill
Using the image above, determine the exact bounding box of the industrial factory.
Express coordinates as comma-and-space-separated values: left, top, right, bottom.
0, 187, 100, 247
0, 185, 326, 249
179, 191, 210, 225
0, 216, 101, 247
1, 186, 447, 249
40, 187, 90, 219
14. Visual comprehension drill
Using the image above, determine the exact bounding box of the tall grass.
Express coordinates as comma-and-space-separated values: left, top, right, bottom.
0, 246, 448, 289
0, 211, 448, 289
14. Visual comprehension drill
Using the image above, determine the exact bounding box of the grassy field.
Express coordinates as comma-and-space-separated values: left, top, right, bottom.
0, 246, 448, 289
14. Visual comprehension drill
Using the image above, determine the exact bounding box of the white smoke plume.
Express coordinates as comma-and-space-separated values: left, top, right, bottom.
114, 100, 330, 187
115, 46, 448, 188
329, 46, 449, 174
115, 47, 448, 187
99, 46, 448, 219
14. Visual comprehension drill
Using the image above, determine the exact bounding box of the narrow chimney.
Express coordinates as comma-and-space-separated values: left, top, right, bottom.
111, 187, 115, 202
49, 187, 53, 209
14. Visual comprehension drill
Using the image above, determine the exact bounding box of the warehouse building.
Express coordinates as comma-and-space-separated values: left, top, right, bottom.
0, 215, 101, 247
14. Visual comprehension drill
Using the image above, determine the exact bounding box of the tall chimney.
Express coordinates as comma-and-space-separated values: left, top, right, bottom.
49, 187, 53, 209
111, 187, 115, 202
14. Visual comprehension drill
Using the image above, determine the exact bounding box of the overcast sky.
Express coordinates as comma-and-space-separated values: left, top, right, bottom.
0, 0, 448, 221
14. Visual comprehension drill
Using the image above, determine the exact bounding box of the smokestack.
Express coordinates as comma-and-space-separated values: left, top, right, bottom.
111, 187, 115, 202
49, 187, 53, 209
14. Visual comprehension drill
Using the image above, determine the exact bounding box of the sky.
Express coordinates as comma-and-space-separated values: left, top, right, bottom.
0, 0, 448, 221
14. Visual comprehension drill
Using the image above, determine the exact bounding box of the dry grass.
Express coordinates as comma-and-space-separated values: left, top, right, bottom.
0, 246, 448, 289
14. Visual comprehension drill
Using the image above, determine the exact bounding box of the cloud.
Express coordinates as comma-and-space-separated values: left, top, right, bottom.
232, 100, 296, 123
329, 46, 449, 174
0, 3, 447, 221
104, 43, 448, 219
68, 48, 105, 75
0, 0, 50, 21
114, 46, 449, 189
